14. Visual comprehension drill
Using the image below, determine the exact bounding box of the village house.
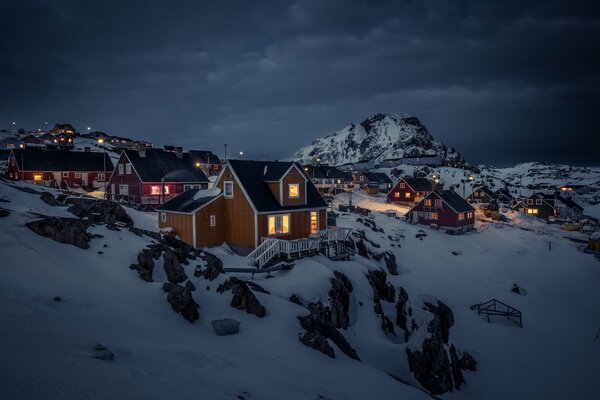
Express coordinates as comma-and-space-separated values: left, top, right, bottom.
55, 133, 74, 148
521, 192, 584, 220
353, 171, 393, 192
51, 123, 76, 136
302, 164, 351, 196
107, 147, 209, 208
408, 189, 476, 234
467, 186, 498, 205
0, 137, 24, 149
495, 187, 514, 208
7, 148, 113, 190
387, 176, 433, 205
188, 150, 223, 177
157, 159, 330, 254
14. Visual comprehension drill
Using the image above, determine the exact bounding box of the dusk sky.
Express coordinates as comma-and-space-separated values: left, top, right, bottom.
1, 0, 599, 166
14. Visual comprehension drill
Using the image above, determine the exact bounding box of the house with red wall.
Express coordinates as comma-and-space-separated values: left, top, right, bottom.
387, 176, 433, 206
408, 189, 475, 234
107, 147, 209, 208
7, 148, 113, 190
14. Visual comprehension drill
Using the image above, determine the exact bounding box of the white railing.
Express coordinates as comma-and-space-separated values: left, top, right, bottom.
247, 237, 279, 266
256, 240, 281, 268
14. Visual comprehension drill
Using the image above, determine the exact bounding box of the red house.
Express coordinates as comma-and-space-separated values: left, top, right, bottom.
387, 176, 433, 206
108, 147, 209, 208
7, 148, 113, 190
408, 189, 475, 234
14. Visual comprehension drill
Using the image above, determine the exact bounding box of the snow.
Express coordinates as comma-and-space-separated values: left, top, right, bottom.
0, 179, 598, 399
193, 187, 221, 200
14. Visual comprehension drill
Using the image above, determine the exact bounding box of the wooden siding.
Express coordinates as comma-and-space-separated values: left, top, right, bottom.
281, 167, 306, 206
411, 192, 474, 229
215, 165, 257, 248
158, 211, 194, 247
257, 208, 326, 241
195, 197, 225, 247
319, 209, 327, 229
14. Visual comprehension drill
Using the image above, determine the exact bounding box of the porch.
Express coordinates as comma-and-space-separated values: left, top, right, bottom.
247, 227, 354, 268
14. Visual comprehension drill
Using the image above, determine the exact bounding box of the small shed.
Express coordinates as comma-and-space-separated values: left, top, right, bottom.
364, 183, 379, 195
589, 232, 600, 252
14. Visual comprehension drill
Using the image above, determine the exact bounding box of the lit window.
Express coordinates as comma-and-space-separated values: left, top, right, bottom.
310, 211, 318, 234
33, 174, 43, 181
527, 209, 538, 215
118, 164, 124, 175
399, 183, 405, 188
268, 214, 290, 235
405, 192, 411, 198
224, 181, 233, 198
458, 213, 464, 221
125, 164, 132, 174
359, 176, 364, 181
425, 199, 432, 206
62, 172, 69, 178
394, 192, 400, 198
161, 212, 166, 222
289, 183, 300, 198
429, 212, 438, 220
337, 179, 341, 184
210, 215, 216, 227
151, 186, 161, 195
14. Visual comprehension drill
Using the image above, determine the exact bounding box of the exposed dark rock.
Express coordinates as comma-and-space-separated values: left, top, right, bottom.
163, 251, 188, 284
299, 330, 335, 358
162, 282, 199, 322
328, 271, 353, 329
246, 281, 269, 294
217, 277, 266, 318
212, 318, 241, 335
66, 198, 133, 227
395, 287, 412, 341
0, 208, 9, 218
26, 217, 92, 249
415, 230, 427, 240
129, 227, 161, 240
289, 293, 304, 306
129, 249, 155, 282
52, 296, 62, 302
380, 314, 396, 336
91, 344, 114, 361
200, 251, 223, 281
407, 331, 454, 395
449, 344, 465, 390
366, 269, 396, 305
423, 301, 454, 344
382, 251, 398, 275
194, 265, 203, 277
40, 191, 58, 206
185, 280, 196, 291
298, 302, 360, 361
459, 350, 478, 371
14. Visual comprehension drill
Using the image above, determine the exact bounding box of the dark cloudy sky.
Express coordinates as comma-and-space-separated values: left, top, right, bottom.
1, 0, 599, 166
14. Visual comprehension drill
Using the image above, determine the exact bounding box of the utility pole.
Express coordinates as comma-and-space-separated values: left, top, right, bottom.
224, 144, 228, 161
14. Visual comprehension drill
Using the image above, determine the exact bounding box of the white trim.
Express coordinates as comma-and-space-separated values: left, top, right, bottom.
256, 206, 327, 215
223, 181, 234, 198
254, 212, 258, 248
192, 213, 197, 248
288, 183, 300, 198
157, 193, 223, 215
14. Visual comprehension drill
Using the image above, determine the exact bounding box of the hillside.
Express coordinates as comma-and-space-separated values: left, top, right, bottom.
0, 179, 598, 399
289, 113, 464, 166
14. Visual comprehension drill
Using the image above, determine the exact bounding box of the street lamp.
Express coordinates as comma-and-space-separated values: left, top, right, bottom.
98, 139, 107, 199
239, 151, 244, 159
462, 175, 473, 198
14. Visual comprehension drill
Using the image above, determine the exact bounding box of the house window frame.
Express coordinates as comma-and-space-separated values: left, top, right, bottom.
62, 171, 69, 178
119, 184, 129, 195
424, 199, 432, 207
224, 181, 234, 198
118, 164, 124, 175
527, 198, 533, 205
75, 172, 82, 179
399, 182, 405, 188
429, 212, 438, 220
310, 211, 318, 234
288, 183, 300, 199
125, 164, 132, 174
434, 199, 443, 208
160, 212, 167, 222
97, 173, 105, 182
458, 213, 464, 221
268, 213, 291, 236
535, 199, 542, 205
210, 215, 216, 227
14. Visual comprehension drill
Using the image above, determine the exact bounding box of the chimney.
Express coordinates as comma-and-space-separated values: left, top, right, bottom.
136, 142, 147, 157
174, 146, 183, 159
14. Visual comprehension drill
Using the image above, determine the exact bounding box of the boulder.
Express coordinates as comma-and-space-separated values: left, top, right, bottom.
162, 282, 199, 322
201, 252, 224, 281
328, 271, 353, 329
66, 198, 133, 227
91, 344, 114, 361
163, 251, 188, 284
40, 192, 58, 206
0, 209, 9, 218
129, 249, 155, 282
26, 217, 92, 249
211, 319, 241, 335
366, 269, 396, 305
217, 277, 266, 318
289, 293, 304, 306
299, 330, 335, 358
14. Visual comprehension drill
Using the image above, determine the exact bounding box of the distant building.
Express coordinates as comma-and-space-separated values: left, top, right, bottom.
353, 171, 393, 192
0, 137, 24, 150
387, 176, 433, 206
521, 192, 584, 220
188, 150, 223, 177
302, 164, 351, 195
55, 133, 74, 148
495, 188, 514, 208
408, 189, 476, 234
467, 186, 498, 205
52, 123, 76, 136
377, 154, 442, 168
7, 148, 113, 190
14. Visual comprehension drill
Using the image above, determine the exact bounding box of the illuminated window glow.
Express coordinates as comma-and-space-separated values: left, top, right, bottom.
268, 214, 290, 235
310, 211, 318, 234
33, 174, 43, 181
425, 199, 432, 206
289, 183, 299, 198
405, 192, 411, 198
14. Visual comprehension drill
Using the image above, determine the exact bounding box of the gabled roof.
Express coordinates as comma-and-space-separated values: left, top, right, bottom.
226, 159, 328, 212
123, 149, 209, 183
188, 150, 221, 165
10, 149, 113, 172
473, 186, 497, 199
433, 190, 475, 213
496, 188, 514, 200
53, 123, 75, 130
361, 172, 393, 184
157, 188, 222, 214
402, 177, 433, 192
556, 195, 584, 211
303, 165, 350, 180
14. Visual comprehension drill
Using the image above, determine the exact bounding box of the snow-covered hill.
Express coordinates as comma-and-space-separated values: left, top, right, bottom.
289, 113, 464, 165
0, 179, 598, 399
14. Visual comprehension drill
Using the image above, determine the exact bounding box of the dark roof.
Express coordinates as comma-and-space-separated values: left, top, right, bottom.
21, 134, 42, 144
496, 188, 514, 200
11, 149, 113, 172
402, 177, 433, 192
157, 189, 221, 213
124, 149, 209, 183
556, 195, 584, 211
188, 150, 221, 165
227, 159, 328, 212
0, 149, 10, 161
362, 172, 393, 184
473, 186, 497, 199
436, 190, 475, 213
303, 165, 350, 180
53, 123, 75, 130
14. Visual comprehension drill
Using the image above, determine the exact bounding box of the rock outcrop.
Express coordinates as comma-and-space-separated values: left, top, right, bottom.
66, 198, 133, 228
129, 249, 155, 282
26, 217, 92, 249
217, 277, 266, 318
162, 282, 199, 323
212, 319, 241, 335
200, 252, 224, 281
328, 271, 353, 329
163, 251, 188, 284
40, 191, 58, 206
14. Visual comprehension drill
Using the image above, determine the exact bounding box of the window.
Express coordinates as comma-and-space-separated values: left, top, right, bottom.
33, 173, 42, 181
399, 183, 405, 188
337, 179, 341, 184
458, 213, 464, 221
429, 212, 438, 220
359, 176, 364, 181
289, 183, 300, 198
119, 184, 129, 195
527, 198, 533, 205
310, 211, 318, 234
62, 172, 69, 178
535, 199, 542, 205
425, 199, 432, 207
268, 214, 290, 235
394, 192, 400, 198
75, 172, 81, 179
527, 208, 538, 215
160, 212, 167, 222
434, 199, 443, 207
151, 186, 161, 195
118, 164, 124, 175
125, 164, 132, 174
210, 215, 216, 227
405, 192, 411, 198
224, 181, 233, 198
97, 173, 105, 182
184, 184, 201, 190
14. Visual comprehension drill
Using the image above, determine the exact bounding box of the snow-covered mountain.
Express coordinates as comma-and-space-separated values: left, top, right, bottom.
289, 113, 464, 165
